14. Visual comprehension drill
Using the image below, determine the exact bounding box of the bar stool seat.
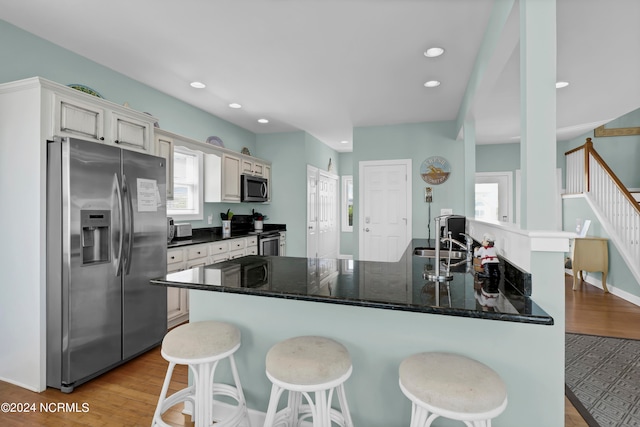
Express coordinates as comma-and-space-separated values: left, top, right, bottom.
263, 336, 353, 427
151, 321, 250, 427
399, 352, 507, 427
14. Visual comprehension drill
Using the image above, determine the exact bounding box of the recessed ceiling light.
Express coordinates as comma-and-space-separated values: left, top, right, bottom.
258, 118, 269, 124
190, 81, 206, 89
229, 103, 242, 109
424, 80, 441, 88
424, 47, 445, 58
340, 140, 349, 144
556, 81, 569, 89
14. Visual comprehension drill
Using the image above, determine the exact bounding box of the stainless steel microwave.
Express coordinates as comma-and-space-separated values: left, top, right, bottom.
241, 174, 268, 202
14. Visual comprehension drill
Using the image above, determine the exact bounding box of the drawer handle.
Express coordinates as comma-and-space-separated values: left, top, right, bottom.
170, 256, 175, 260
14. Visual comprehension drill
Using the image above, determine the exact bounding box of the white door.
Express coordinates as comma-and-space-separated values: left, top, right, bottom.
308, 165, 339, 259
318, 171, 338, 259
359, 160, 411, 262
307, 165, 319, 258
475, 172, 513, 223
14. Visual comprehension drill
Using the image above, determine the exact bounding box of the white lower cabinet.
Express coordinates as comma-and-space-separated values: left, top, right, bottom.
167, 248, 188, 328
166, 236, 259, 325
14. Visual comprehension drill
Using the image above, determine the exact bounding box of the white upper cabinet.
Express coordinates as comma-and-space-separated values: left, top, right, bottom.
154, 131, 175, 200
222, 153, 242, 202
47, 80, 155, 154
55, 95, 105, 141
112, 112, 152, 151
242, 158, 265, 177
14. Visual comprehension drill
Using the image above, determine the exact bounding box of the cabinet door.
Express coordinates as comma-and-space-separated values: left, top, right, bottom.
242, 159, 264, 177
155, 134, 174, 199
112, 112, 151, 152
54, 94, 105, 141
222, 153, 241, 202
167, 250, 188, 328
242, 158, 254, 175
264, 164, 272, 202
252, 162, 264, 177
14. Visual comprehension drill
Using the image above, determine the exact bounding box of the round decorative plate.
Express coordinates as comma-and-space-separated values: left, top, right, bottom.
67, 84, 103, 98
206, 136, 224, 147
420, 156, 451, 185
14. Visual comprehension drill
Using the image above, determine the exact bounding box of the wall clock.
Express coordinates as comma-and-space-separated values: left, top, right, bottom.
420, 156, 451, 185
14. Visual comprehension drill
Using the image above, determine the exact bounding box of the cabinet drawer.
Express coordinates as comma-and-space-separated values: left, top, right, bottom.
187, 245, 208, 260
167, 249, 184, 264
229, 238, 246, 251
211, 253, 230, 264
210, 241, 230, 255
229, 249, 246, 259
186, 259, 207, 269
246, 246, 258, 256
246, 236, 258, 246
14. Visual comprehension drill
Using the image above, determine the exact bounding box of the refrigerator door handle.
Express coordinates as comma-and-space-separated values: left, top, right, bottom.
123, 174, 135, 274
114, 173, 124, 276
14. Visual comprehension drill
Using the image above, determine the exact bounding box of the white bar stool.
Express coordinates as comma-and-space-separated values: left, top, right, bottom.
151, 321, 250, 427
263, 336, 354, 427
399, 352, 507, 427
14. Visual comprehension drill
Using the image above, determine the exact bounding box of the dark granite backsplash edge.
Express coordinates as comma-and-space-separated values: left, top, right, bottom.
501, 255, 532, 296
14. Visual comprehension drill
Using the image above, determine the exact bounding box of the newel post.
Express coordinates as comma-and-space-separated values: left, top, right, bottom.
584, 137, 593, 192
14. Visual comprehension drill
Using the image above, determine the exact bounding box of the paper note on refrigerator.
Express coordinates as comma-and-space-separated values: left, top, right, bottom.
137, 178, 158, 212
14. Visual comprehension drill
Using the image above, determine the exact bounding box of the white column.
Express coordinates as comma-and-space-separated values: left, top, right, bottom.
520, 0, 557, 230
463, 119, 477, 219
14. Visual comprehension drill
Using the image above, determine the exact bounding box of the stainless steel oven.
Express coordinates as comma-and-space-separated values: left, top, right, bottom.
242, 258, 270, 289
258, 231, 281, 256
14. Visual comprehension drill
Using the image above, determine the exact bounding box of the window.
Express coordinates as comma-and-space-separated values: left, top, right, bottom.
167, 146, 203, 220
341, 175, 353, 232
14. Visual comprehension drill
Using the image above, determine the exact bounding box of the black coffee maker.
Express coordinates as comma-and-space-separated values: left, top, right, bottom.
439, 215, 466, 249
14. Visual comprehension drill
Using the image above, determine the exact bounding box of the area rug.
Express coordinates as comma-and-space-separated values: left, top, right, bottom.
566, 333, 640, 427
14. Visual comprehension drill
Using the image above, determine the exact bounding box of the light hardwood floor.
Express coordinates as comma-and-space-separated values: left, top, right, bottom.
1, 274, 638, 426
0, 345, 191, 427
564, 273, 640, 427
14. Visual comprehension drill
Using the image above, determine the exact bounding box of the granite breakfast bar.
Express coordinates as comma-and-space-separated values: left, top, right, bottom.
152, 239, 557, 426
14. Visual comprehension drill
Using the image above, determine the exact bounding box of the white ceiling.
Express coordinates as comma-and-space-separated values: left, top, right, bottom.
1, 0, 638, 152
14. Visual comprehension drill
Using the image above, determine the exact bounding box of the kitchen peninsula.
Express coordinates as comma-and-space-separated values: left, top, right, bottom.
152, 239, 555, 426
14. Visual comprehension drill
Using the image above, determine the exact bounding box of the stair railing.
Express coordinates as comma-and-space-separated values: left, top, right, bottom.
565, 138, 640, 276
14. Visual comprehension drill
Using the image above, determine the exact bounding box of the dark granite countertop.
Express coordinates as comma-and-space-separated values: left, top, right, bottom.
153, 239, 553, 325
168, 224, 286, 249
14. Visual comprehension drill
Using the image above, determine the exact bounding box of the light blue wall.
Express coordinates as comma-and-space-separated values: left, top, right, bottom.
255, 131, 339, 257
0, 20, 257, 155
255, 132, 307, 256
351, 121, 463, 258
476, 143, 520, 172
305, 132, 340, 173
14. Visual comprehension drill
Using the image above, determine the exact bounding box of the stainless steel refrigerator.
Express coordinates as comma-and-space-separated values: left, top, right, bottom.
46, 137, 167, 392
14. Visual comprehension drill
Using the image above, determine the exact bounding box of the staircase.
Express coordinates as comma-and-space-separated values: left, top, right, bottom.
565, 138, 640, 287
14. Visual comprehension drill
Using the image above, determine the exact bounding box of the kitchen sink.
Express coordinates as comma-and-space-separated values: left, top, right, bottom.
413, 247, 466, 260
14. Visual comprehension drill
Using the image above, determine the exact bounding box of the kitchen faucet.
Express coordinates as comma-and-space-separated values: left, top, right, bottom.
440, 232, 474, 261
426, 217, 476, 283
